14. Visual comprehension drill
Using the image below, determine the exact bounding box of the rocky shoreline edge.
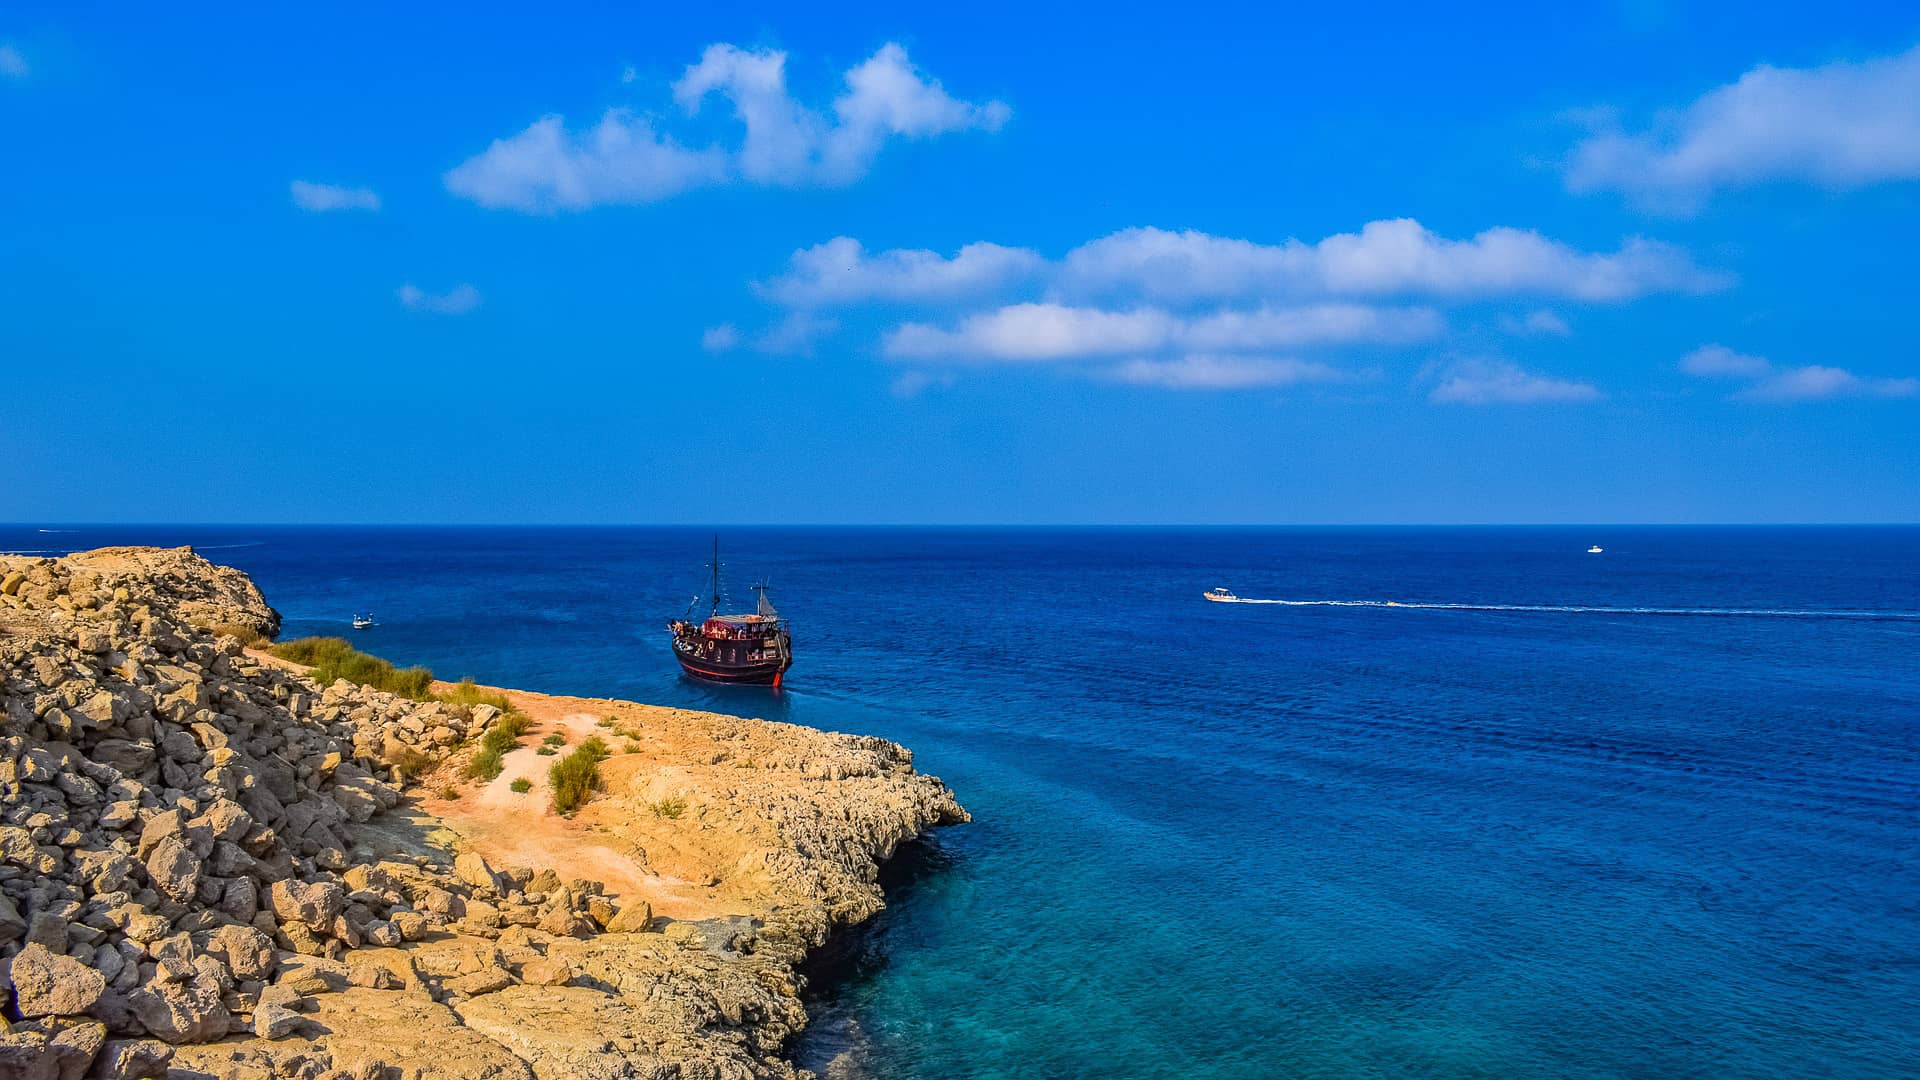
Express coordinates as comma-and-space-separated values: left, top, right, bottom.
0, 546, 967, 1079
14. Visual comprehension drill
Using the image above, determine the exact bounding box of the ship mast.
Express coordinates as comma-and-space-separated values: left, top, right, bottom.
709, 534, 721, 617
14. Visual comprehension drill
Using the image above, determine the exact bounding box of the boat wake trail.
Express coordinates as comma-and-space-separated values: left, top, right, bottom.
1212, 597, 1920, 621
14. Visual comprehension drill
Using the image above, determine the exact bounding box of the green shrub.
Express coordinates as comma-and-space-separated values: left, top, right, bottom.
437, 785, 460, 800
441, 677, 511, 710
384, 745, 433, 781
578, 736, 610, 761
549, 744, 604, 815
269, 637, 434, 700
465, 746, 505, 781
542, 733, 566, 746
509, 778, 532, 794
535, 746, 557, 756
596, 716, 616, 728
651, 796, 687, 820
206, 621, 268, 647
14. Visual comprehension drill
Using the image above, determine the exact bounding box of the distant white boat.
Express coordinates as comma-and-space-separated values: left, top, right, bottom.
1204, 587, 1238, 602
1587, 545, 1604, 554
351, 613, 375, 630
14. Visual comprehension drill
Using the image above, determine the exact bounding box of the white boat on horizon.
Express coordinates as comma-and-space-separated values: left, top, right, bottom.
1204, 587, 1238, 602
1588, 545, 1604, 554
351, 613, 375, 630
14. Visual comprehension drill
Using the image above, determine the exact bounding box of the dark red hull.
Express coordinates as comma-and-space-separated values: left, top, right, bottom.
670, 631, 793, 687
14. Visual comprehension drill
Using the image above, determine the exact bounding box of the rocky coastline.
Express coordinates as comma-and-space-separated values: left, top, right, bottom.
0, 547, 967, 1079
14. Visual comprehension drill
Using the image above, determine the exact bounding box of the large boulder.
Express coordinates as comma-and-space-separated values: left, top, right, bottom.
142, 836, 203, 905
267, 879, 345, 932
128, 976, 231, 1043
5, 943, 107, 1017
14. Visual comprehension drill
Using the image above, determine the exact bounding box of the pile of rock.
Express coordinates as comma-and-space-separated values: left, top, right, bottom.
0, 549, 638, 1076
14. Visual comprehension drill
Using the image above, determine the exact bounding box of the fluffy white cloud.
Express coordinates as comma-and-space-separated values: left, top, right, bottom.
0, 45, 26, 79
757, 237, 1044, 306
884, 302, 1438, 362
1428, 358, 1602, 405
290, 181, 381, 212
1060, 220, 1719, 302
445, 113, 728, 212
1107, 355, 1349, 390
397, 284, 482, 315
1567, 44, 1920, 207
447, 42, 1005, 211
1680, 343, 1917, 401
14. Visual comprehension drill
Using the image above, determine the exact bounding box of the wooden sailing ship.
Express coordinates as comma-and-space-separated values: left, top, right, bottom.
667, 538, 793, 687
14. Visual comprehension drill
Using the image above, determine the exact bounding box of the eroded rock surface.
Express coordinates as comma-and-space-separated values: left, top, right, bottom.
0, 546, 966, 1078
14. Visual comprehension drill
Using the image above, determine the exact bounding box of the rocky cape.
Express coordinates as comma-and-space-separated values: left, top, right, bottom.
0, 547, 967, 1079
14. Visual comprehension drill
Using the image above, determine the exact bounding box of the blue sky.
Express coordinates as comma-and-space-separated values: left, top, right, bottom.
3, 2, 1917, 523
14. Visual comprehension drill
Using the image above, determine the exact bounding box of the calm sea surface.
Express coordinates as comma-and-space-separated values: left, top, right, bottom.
7, 525, 1917, 1078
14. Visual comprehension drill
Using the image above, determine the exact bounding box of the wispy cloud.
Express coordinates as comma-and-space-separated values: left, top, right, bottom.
1500, 309, 1572, 337
1059, 220, 1722, 302
0, 44, 26, 79
1680, 343, 1917, 401
1679, 343, 1771, 378
701, 324, 742, 351
1567, 43, 1920, 210
447, 42, 1007, 212
1106, 355, 1350, 390
1427, 358, 1602, 405
397, 284, 482, 315
290, 180, 381, 212
885, 302, 1440, 362
752, 311, 838, 355
757, 237, 1044, 306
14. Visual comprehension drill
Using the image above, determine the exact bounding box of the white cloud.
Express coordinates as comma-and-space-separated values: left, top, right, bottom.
290, 180, 381, 212
1740, 366, 1918, 402
448, 42, 1005, 211
1567, 43, 1920, 208
1680, 343, 1918, 401
1106, 355, 1349, 390
1680, 343, 1771, 378
1060, 219, 1720, 302
701, 324, 742, 351
753, 310, 838, 355
397, 284, 482, 315
1428, 358, 1602, 405
0, 45, 26, 79
890, 370, 957, 398
757, 236, 1044, 306
444, 113, 728, 212
884, 302, 1438, 362
1500, 309, 1572, 337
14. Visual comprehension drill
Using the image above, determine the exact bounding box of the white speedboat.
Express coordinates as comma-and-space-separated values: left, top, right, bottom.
1204, 587, 1238, 602
1587, 545, 1603, 554
351, 613, 375, 630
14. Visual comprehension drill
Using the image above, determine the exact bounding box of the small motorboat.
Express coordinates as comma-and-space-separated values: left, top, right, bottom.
1587, 545, 1604, 554
1204, 587, 1238, 602
351, 613, 375, 630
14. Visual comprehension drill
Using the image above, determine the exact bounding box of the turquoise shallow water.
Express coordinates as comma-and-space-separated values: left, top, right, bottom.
7, 525, 1916, 1077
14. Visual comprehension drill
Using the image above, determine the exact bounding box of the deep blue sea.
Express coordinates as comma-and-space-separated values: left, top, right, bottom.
7, 525, 1918, 1078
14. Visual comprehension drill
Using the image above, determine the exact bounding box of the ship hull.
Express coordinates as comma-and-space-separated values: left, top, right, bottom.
670, 636, 792, 687
673, 653, 790, 686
